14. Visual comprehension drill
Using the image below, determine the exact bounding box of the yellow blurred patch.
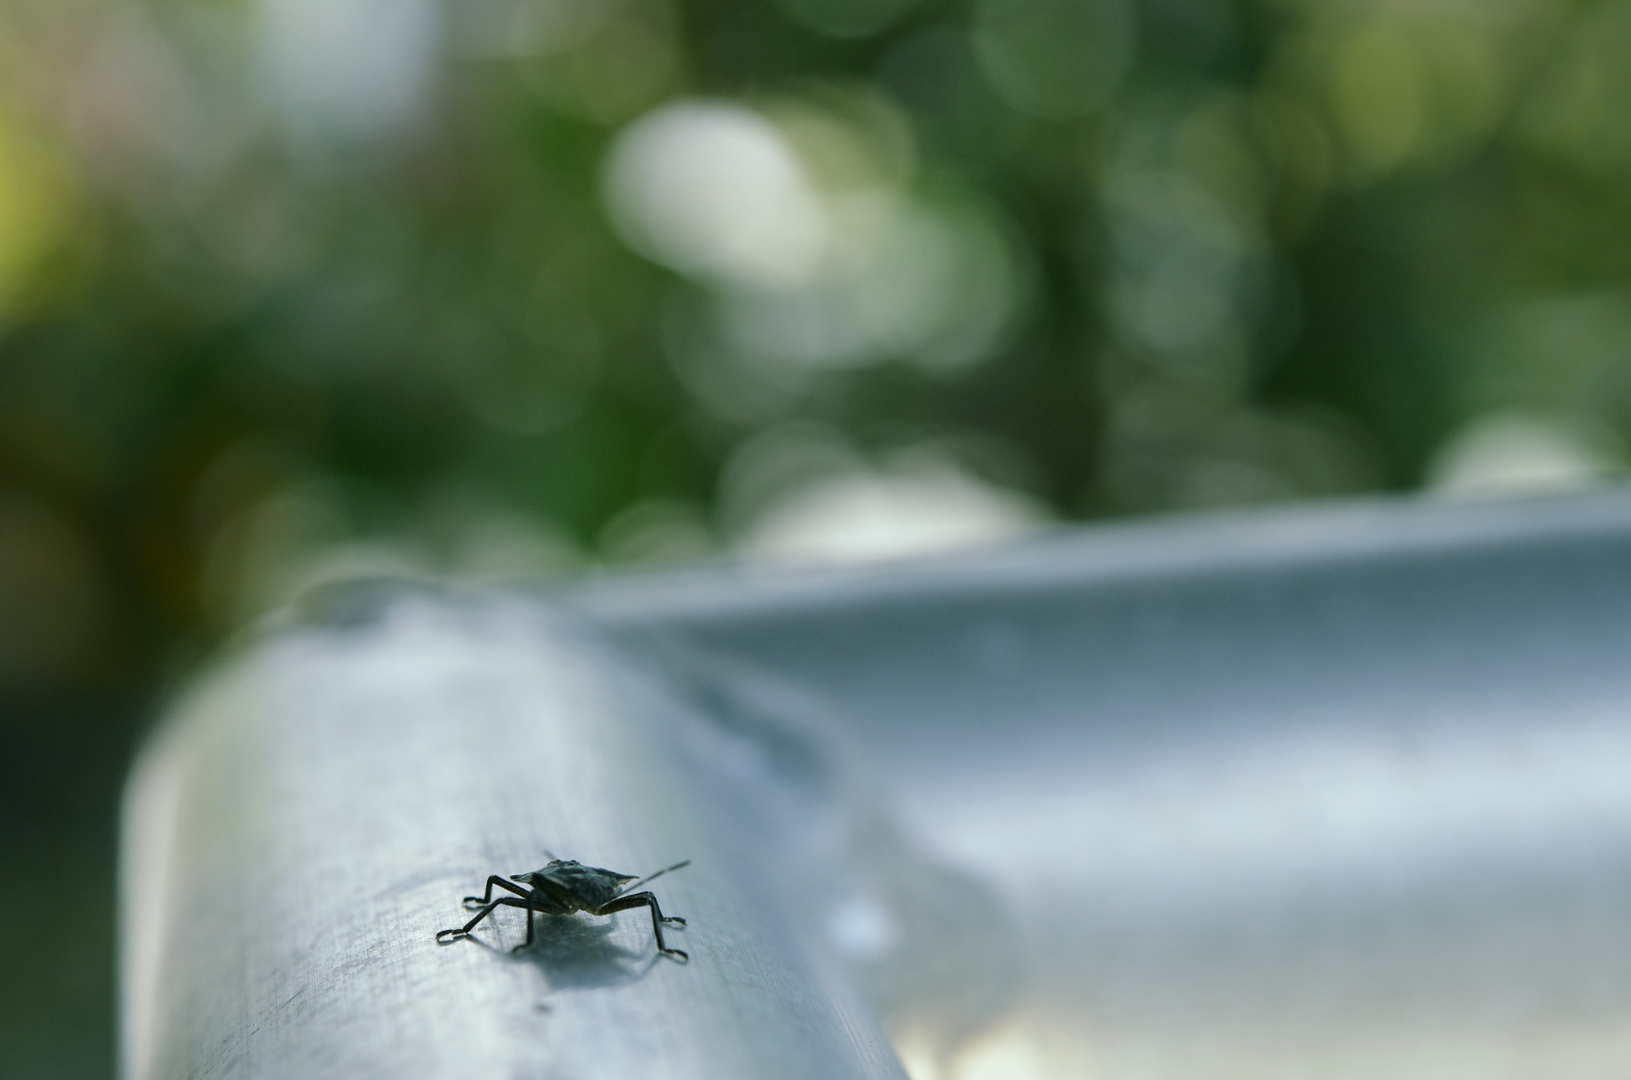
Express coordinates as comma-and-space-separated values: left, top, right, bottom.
0, 111, 83, 318
1326, 14, 1512, 181
1332, 22, 1426, 176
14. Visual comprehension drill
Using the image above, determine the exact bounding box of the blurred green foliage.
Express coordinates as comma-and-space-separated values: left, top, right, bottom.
5, 0, 1631, 1073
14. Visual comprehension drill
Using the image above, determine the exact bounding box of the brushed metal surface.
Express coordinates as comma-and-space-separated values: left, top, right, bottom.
124, 490, 1631, 1079
121, 604, 909, 1080
577, 491, 1631, 1078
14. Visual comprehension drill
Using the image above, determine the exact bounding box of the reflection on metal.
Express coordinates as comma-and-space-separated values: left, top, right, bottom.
125, 490, 1631, 1078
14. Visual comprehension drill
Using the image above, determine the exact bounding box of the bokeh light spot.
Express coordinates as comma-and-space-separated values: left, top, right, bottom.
1427, 413, 1624, 498
725, 431, 1047, 565
1332, 22, 1425, 176
972, 0, 1136, 120
1516, 0, 1631, 175
604, 101, 830, 287
0, 115, 79, 315
256, 0, 443, 139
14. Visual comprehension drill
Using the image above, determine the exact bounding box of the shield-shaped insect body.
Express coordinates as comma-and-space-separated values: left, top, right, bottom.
436, 857, 690, 960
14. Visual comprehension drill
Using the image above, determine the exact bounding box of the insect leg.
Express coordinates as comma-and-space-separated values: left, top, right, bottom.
462, 875, 530, 910
519, 888, 536, 952
436, 896, 531, 944
595, 891, 688, 961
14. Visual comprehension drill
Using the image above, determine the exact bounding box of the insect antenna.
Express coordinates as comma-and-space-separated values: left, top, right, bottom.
617, 859, 691, 895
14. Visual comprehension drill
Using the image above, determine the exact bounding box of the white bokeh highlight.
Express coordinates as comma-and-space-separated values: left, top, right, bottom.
1427, 412, 1624, 497
256, 0, 443, 138
608, 97, 1026, 376
603, 101, 830, 288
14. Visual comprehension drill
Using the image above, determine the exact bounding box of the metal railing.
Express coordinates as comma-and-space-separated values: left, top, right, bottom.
125, 490, 1631, 1079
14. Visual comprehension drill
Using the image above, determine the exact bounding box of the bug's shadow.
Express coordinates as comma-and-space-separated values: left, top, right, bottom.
464, 913, 660, 993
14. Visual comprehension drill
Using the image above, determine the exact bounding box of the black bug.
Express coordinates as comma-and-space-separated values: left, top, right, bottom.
436, 856, 691, 961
